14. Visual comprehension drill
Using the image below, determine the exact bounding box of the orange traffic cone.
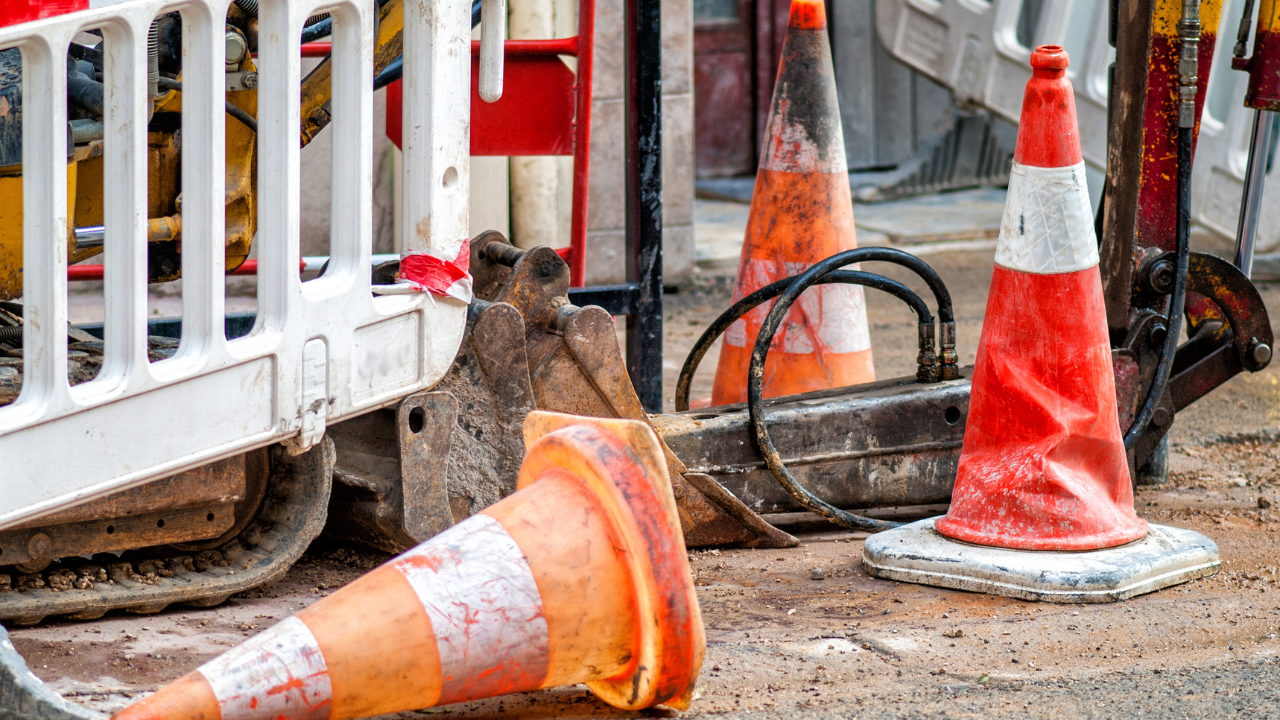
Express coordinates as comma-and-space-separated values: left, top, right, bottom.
862, 46, 1219, 603
935, 45, 1145, 551
708, 0, 873, 406
115, 413, 704, 720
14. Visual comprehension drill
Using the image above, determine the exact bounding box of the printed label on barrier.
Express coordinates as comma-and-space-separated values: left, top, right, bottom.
995, 161, 1098, 274
199, 616, 333, 720
394, 513, 550, 705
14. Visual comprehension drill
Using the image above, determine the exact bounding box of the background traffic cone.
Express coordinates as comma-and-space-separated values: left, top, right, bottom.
708, 0, 873, 406
862, 46, 1219, 603
115, 413, 704, 720
934, 45, 1145, 551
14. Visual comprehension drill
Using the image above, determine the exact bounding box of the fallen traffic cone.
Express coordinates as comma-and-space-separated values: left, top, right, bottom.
115, 412, 704, 720
709, 0, 873, 406
862, 46, 1219, 602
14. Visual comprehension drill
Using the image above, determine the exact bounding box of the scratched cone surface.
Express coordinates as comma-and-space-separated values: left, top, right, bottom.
934, 46, 1147, 552
709, 0, 873, 406
114, 413, 704, 720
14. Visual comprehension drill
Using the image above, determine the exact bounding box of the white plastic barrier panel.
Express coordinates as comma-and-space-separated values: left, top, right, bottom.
0, 0, 471, 529
876, 0, 1280, 250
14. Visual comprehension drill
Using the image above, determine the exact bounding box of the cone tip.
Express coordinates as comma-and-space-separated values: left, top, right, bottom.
1030, 45, 1069, 72
787, 0, 826, 30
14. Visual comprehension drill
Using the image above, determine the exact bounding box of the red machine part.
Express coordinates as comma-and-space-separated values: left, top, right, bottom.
1232, 0, 1280, 110
384, 7, 595, 287
0, 1, 87, 27
68, 260, 308, 281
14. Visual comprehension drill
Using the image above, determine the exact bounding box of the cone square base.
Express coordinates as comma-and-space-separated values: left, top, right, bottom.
862, 518, 1219, 603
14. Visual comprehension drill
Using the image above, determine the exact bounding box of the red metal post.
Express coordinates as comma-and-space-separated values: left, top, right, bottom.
384, 0, 594, 286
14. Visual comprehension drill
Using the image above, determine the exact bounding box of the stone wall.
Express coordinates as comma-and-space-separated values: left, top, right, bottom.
583, 0, 695, 284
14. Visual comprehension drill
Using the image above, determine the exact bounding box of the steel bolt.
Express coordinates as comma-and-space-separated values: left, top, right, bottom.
26, 533, 52, 560
1252, 341, 1272, 366
225, 27, 249, 67
1146, 259, 1177, 295
1152, 407, 1172, 428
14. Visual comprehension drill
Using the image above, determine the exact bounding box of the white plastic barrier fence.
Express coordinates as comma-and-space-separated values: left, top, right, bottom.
0, 0, 472, 529
875, 0, 1280, 252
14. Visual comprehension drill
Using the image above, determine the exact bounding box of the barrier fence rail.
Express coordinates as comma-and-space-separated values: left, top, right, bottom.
0, 0, 471, 529
875, 0, 1280, 254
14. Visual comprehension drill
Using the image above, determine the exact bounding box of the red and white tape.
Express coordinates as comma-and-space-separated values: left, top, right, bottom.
374, 240, 474, 302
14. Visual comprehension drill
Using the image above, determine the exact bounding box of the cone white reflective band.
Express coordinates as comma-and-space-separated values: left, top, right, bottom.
725, 258, 871, 354
759, 119, 850, 174
394, 513, 549, 704
198, 616, 332, 720
995, 161, 1099, 275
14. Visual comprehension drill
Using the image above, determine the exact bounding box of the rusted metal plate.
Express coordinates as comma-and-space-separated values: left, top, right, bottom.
326, 300, 538, 554
0, 505, 235, 568
398, 392, 458, 541
652, 375, 969, 515
12, 455, 247, 529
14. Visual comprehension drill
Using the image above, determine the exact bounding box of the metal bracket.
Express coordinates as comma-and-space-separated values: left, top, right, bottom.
282, 338, 329, 456
397, 392, 457, 542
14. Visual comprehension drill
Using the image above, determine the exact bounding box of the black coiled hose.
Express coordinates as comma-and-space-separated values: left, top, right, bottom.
674, 270, 936, 411
747, 249, 959, 532
678, 247, 956, 532
0, 326, 20, 347
676, 246, 957, 411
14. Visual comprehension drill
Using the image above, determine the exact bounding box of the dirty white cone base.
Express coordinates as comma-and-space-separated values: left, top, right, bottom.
863, 519, 1220, 603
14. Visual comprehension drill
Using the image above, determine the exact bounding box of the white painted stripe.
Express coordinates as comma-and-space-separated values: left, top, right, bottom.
995, 161, 1098, 274
199, 616, 332, 720
725, 258, 870, 354
758, 114, 849, 174
394, 513, 549, 705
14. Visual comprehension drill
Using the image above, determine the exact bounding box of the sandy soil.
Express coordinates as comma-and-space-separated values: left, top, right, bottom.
10, 241, 1280, 719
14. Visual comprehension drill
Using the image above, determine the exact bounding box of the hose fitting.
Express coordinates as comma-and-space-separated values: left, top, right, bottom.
1177, 0, 1201, 128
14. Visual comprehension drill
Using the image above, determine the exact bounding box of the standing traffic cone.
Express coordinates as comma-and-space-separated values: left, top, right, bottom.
934, 44, 1146, 551
862, 46, 1219, 603
708, 0, 873, 406
115, 413, 704, 720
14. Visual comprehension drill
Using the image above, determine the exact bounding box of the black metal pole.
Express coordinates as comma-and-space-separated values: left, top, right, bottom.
624, 0, 664, 412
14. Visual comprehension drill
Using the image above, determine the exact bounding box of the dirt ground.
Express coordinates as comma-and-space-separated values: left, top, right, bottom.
11, 237, 1280, 719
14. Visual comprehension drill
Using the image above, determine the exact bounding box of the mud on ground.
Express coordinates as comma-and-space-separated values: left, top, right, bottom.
10, 243, 1280, 719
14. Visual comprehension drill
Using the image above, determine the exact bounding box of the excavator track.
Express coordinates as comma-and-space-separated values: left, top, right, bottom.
0, 440, 333, 626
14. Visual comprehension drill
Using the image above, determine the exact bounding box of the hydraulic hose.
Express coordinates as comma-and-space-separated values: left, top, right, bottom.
1125, 130, 1192, 449
155, 77, 258, 133
66, 69, 105, 116
676, 246, 956, 412
674, 269, 935, 411
744, 251, 945, 532
1124, 0, 1198, 449
846, 247, 958, 379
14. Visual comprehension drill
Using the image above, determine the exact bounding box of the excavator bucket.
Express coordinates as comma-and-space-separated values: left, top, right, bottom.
468, 232, 796, 549
325, 233, 795, 552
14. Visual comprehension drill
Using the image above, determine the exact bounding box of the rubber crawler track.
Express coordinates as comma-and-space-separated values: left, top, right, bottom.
0, 440, 333, 626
